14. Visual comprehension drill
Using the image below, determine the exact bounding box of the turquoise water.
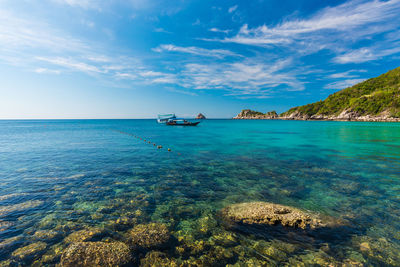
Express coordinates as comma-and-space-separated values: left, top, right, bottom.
0, 119, 400, 266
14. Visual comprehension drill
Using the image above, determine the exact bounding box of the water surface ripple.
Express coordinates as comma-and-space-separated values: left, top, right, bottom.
0, 120, 399, 266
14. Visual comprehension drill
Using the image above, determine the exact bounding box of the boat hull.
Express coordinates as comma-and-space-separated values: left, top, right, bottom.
166, 121, 200, 126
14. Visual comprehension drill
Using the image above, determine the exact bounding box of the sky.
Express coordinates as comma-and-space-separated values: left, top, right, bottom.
0, 0, 400, 119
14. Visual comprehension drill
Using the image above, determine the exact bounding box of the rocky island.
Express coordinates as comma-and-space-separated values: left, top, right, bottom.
235, 66, 400, 122
234, 109, 278, 119
196, 113, 206, 119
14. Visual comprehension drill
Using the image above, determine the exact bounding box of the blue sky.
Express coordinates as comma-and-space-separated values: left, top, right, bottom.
1, 0, 400, 119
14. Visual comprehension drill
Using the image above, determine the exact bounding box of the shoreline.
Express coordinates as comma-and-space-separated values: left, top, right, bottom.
233, 117, 400, 122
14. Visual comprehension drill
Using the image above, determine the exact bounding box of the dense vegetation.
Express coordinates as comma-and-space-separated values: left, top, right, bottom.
266, 111, 278, 116
242, 109, 265, 116
281, 67, 400, 118
238, 109, 278, 117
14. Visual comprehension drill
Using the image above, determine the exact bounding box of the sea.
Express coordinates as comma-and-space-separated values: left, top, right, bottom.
0, 119, 399, 266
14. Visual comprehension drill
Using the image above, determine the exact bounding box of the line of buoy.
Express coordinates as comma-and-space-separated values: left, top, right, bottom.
112, 130, 175, 154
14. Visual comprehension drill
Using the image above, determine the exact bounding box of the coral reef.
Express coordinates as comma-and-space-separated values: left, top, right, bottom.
59, 241, 132, 267
127, 223, 170, 249
220, 202, 326, 229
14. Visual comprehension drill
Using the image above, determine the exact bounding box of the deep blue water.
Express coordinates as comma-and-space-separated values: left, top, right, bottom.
0, 119, 400, 266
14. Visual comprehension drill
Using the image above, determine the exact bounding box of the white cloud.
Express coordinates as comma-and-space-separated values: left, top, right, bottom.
177, 58, 304, 96
166, 87, 198, 96
0, 9, 87, 54
228, 5, 238, 13
52, 0, 98, 9
36, 57, 103, 74
209, 28, 231, 34
328, 69, 366, 79
153, 44, 239, 58
115, 72, 137, 79
34, 68, 61, 74
217, 0, 400, 63
334, 45, 400, 64
324, 79, 365, 90
153, 28, 171, 33
192, 19, 201, 26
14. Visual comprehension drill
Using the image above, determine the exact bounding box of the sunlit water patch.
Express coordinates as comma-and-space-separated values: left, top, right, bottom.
0, 120, 399, 266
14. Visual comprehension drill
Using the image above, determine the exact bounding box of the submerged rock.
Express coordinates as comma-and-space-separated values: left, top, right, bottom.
286, 250, 340, 266
196, 216, 218, 235
12, 242, 47, 260
209, 230, 238, 247
0, 236, 23, 251
59, 241, 132, 267
355, 236, 400, 265
37, 243, 65, 265
0, 221, 13, 232
140, 251, 178, 267
64, 228, 103, 243
220, 202, 325, 229
0, 200, 43, 216
127, 223, 170, 249
33, 230, 61, 241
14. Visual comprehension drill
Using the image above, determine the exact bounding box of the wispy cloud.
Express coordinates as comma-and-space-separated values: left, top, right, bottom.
36, 57, 103, 74
228, 5, 238, 13
166, 87, 198, 96
324, 79, 366, 90
328, 69, 366, 79
209, 27, 231, 34
0, 9, 87, 54
334, 44, 400, 64
177, 58, 304, 97
153, 44, 240, 58
225, 0, 400, 45
34, 68, 61, 75
153, 27, 171, 33
0, 8, 145, 80
217, 0, 400, 62
52, 0, 98, 9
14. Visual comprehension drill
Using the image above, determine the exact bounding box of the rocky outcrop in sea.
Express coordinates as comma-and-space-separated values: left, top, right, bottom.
220, 202, 327, 229
196, 113, 206, 119
233, 109, 278, 119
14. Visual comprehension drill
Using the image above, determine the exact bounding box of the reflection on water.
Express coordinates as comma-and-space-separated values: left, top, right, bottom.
0, 120, 400, 266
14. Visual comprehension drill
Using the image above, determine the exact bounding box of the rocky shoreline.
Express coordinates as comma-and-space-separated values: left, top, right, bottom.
233, 109, 400, 122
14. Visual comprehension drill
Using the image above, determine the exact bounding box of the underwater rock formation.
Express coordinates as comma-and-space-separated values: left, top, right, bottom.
33, 230, 61, 241
0, 200, 43, 216
64, 228, 104, 244
0, 221, 13, 232
12, 242, 47, 260
59, 241, 132, 267
220, 202, 326, 229
127, 222, 170, 249
354, 236, 400, 265
140, 251, 178, 266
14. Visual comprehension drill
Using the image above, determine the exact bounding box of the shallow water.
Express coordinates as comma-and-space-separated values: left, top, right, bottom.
0, 119, 400, 266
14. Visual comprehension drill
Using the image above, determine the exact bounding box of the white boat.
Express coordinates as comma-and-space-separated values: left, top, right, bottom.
157, 114, 176, 123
